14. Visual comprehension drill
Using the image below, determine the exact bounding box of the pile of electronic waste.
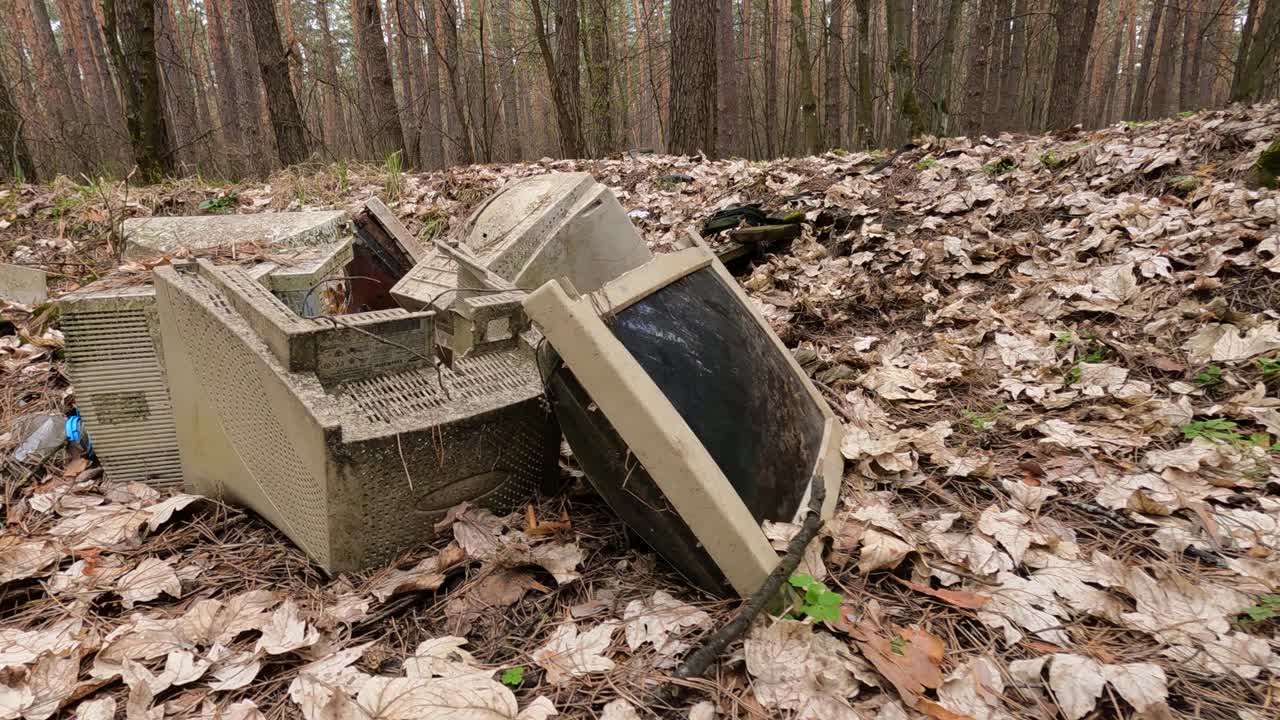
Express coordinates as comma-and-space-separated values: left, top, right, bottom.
48, 172, 844, 595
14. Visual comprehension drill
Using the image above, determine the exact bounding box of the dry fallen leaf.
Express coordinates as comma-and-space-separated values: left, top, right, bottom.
744, 619, 874, 720
850, 621, 944, 709
532, 622, 615, 685
621, 590, 711, 661
894, 578, 991, 610
254, 600, 319, 655
116, 557, 182, 608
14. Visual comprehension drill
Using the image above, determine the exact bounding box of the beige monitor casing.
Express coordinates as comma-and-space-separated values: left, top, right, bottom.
523, 244, 843, 596
391, 172, 652, 313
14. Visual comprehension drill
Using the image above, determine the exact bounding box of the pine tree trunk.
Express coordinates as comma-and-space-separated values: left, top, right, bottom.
421, 0, 445, 166
852, 0, 871, 147
552, 0, 583, 155
886, 0, 923, 141
431, 0, 472, 163
1179, 0, 1198, 110
206, 0, 243, 172
961, 0, 995, 135
496, 0, 522, 159
583, 0, 614, 154
314, 0, 347, 156
393, 0, 420, 164
1046, 0, 1099, 128
227, 0, 270, 173
0, 60, 37, 181
1121, 0, 1137, 117
79, 0, 126, 127
245, 0, 310, 165
1233, 0, 1280, 102
717, 0, 740, 155
26, 0, 77, 134
353, 0, 408, 161
937, 0, 965, 133
280, 0, 304, 97
1097, 0, 1126, 123
102, 0, 174, 180
765, 0, 778, 155
668, 0, 717, 155
1132, 0, 1164, 118
155, 0, 199, 168
788, 0, 819, 152
998, 0, 1027, 131
1150, 0, 1180, 117
823, 0, 843, 148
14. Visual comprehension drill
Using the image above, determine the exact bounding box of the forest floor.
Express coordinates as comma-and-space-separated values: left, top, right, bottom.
2, 102, 1280, 720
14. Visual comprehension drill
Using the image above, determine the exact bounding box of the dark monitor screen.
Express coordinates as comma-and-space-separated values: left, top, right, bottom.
607, 267, 825, 523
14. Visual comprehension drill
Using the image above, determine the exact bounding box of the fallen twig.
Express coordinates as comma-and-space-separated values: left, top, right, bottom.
672, 473, 826, 681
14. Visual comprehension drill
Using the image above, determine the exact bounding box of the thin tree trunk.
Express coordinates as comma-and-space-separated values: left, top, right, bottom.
998, 0, 1027, 131
961, 0, 995, 135
314, 0, 347, 156
1097, 0, 1126, 123
421, 0, 445, 165
392, 0, 419, 164
937, 0, 965, 132
1121, 0, 1137, 117
717, 0, 740, 155
245, 0, 310, 165
789, 0, 820, 152
102, 0, 174, 179
1233, 0, 1280, 102
1132, 0, 1164, 118
765, 0, 779, 155
824, 0, 843, 148
668, 0, 717, 155
80, 0, 126, 126
1179, 0, 1199, 109
228, 0, 270, 173
0, 60, 37, 181
155, 0, 199, 167
552, 0, 584, 155
1151, 0, 1180, 116
26, 0, 77, 134
280, 0, 303, 97
1047, 0, 1100, 128
354, 0, 409, 161
206, 0, 243, 173
496, 0, 522, 159
852, 0, 871, 147
582, 0, 614, 154
886, 0, 923, 141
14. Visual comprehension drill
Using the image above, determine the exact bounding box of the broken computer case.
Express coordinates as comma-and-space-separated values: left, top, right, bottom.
524, 244, 843, 597
153, 260, 558, 572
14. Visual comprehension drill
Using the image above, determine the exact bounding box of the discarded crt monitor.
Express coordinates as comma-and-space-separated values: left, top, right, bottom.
391, 172, 652, 316
153, 259, 558, 572
61, 216, 354, 491
524, 243, 843, 596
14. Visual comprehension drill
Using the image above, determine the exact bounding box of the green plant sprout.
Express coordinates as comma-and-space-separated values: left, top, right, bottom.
1039, 151, 1063, 169
889, 635, 906, 655
199, 191, 237, 214
1054, 331, 1074, 349
983, 158, 1017, 175
384, 150, 404, 201
961, 406, 1005, 431
500, 666, 525, 687
915, 156, 938, 170
1066, 364, 1084, 384
1242, 595, 1280, 623
1193, 365, 1223, 387
788, 574, 844, 623
1181, 418, 1243, 442
1257, 357, 1280, 379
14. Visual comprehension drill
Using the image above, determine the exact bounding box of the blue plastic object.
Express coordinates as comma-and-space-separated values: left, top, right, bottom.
65, 413, 92, 456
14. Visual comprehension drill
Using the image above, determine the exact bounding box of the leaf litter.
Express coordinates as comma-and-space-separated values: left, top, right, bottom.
2, 103, 1280, 718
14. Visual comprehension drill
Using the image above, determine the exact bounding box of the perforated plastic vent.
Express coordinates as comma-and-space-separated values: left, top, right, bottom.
62, 304, 183, 490
339, 352, 533, 425
167, 272, 331, 567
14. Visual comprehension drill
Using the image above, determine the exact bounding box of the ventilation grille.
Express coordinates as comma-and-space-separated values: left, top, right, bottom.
354, 402, 554, 567
62, 303, 183, 490
168, 272, 331, 567
339, 352, 534, 425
